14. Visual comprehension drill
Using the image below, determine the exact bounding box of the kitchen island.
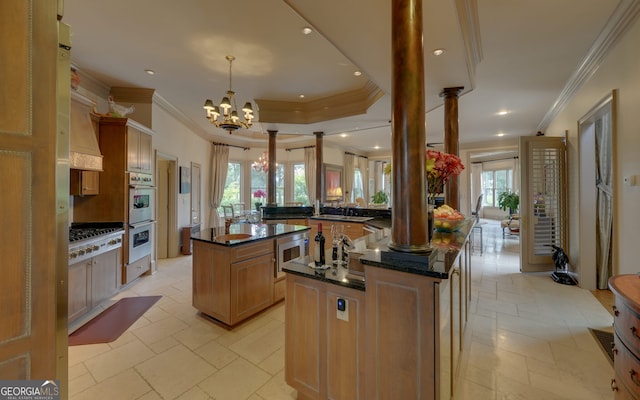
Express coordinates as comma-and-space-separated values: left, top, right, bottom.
283, 219, 473, 400
191, 223, 309, 327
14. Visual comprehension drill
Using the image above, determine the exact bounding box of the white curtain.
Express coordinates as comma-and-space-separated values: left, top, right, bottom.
595, 113, 613, 289
357, 156, 369, 202
343, 153, 355, 202
209, 144, 229, 228
304, 147, 316, 205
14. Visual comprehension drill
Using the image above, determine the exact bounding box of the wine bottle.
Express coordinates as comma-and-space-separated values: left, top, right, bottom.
314, 223, 326, 267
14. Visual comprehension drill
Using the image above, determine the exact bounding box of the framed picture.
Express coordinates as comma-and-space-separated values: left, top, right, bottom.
179, 166, 190, 194
324, 164, 343, 202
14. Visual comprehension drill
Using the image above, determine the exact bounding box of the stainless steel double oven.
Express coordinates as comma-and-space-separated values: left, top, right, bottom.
128, 172, 154, 263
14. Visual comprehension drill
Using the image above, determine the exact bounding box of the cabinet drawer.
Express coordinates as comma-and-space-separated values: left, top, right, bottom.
614, 333, 640, 397
124, 254, 150, 284
615, 297, 640, 356
230, 239, 273, 261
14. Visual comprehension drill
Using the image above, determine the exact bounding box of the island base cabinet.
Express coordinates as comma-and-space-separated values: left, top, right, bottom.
364, 266, 439, 400
285, 275, 365, 400
192, 239, 275, 326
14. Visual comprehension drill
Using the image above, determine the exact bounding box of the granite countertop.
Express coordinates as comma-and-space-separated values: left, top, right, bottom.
283, 218, 474, 289
283, 256, 365, 291
309, 215, 374, 223
192, 223, 310, 246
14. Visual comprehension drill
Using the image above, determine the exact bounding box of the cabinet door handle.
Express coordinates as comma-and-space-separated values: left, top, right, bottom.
629, 369, 640, 387
631, 326, 640, 340
613, 305, 619, 316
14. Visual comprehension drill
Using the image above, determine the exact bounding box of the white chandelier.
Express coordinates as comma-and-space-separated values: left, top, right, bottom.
203, 55, 254, 133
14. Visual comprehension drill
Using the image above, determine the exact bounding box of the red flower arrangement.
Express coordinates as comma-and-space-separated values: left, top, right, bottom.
426, 149, 464, 199
382, 150, 465, 199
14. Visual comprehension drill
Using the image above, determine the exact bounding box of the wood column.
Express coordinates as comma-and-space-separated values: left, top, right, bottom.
440, 86, 464, 211
267, 130, 277, 206
389, 0, 429, 253
314, 132, 324, 206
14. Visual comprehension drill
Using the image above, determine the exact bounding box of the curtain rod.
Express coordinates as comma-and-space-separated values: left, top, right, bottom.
345, 151, 368, 159
471, 156, 519, 164
212, 142, 250, 151
285, 145, 315, 152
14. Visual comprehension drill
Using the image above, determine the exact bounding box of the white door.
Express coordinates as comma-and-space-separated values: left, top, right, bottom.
519, 136, 567, 272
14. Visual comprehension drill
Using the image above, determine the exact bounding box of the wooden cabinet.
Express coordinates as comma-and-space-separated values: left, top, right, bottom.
70, 169, 99, 195
285, 237, 472, 400
285, 274, 365, 400
127, 122, 152, 173
124, 254, 151, 285
68, 247, 121, 323
609, 275, 640, 399
192, 239, 274, 326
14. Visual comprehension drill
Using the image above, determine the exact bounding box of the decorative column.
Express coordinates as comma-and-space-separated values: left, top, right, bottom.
440, 86, 464, 211
267, 130, 277, 206
314, 132, 324, 206
389, 0, 429, 253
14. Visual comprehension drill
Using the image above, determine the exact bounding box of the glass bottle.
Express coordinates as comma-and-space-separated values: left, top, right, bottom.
314, 223, 326, 267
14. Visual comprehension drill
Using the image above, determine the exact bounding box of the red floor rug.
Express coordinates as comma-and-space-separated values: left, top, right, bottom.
68, 296, 161, 346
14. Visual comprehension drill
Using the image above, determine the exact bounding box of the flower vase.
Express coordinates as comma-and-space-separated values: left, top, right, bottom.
255, 202, 262, 212
427, 196, 435, 243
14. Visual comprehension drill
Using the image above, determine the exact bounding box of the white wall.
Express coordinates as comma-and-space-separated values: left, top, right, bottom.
546, 15, 640, 277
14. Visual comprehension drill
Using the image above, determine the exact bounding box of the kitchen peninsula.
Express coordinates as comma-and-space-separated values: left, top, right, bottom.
283, 220, 473, 400
191, 223, 310, 327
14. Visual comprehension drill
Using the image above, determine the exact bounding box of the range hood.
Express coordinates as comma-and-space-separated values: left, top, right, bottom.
70, 91, 103, 171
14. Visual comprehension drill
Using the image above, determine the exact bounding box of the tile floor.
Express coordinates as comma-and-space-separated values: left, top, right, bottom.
68, 220, 615, 399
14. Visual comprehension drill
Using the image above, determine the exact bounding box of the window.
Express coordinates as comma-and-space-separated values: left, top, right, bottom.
482, 168, 513, 207
292, 163, 309, 204
221, 162, 242, 206
251, 164, 285, 205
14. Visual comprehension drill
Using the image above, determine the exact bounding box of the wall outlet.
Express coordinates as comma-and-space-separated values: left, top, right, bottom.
337, 298, 349, 322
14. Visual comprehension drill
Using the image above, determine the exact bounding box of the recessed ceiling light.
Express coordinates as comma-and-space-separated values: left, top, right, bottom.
299, 94, 305, 99
496, 132, 505, 137
144, 69, 155, 75
497, 110, 509, 116
302, 27, 313, 35
354, 71, 362, 76
374, 145, 380, 149
340, 133, 348, 138
432, 48, 445, 56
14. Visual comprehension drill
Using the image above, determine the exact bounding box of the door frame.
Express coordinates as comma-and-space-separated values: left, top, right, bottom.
156, 151, 179, 259
577, 90, 617, 290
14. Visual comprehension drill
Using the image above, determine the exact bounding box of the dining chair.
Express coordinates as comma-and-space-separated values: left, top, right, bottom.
221, 205, 235, 221
471, 194, 484, 254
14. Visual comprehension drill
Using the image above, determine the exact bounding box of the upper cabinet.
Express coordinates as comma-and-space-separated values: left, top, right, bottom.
126, 121, 153, 173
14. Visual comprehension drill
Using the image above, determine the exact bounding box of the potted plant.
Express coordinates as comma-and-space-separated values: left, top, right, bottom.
253, 189, 267, 211
371, 190, 388, 205
498, 191, 519, 215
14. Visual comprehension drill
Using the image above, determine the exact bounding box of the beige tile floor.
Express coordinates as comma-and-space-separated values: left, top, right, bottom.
69, 220, 615, 399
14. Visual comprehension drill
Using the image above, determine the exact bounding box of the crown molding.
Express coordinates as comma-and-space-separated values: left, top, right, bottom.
537, 0, 640, 132
255, 80, 384, 124
454, 0, 483, 90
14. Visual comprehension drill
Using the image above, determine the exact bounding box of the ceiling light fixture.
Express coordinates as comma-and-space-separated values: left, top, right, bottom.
203, 55, 254, 133
432, 48, 445, 56
302, 27, 313, 35
497, 110, 509, 116
144, 69, 155, 75
354, 71, 362, 76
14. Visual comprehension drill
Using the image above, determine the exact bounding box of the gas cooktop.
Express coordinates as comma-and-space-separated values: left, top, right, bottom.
69, 222, 125, 243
